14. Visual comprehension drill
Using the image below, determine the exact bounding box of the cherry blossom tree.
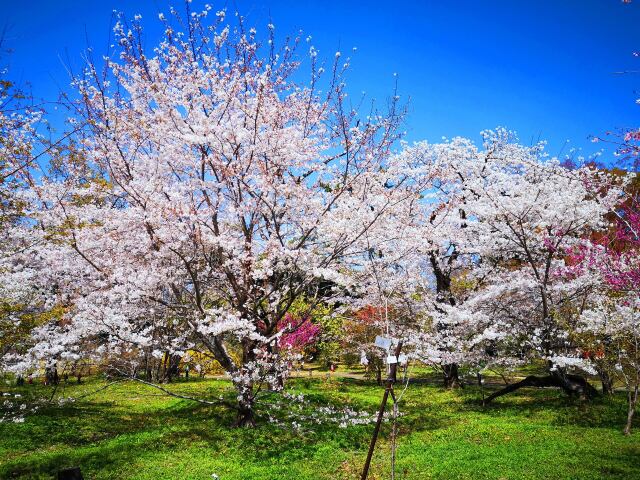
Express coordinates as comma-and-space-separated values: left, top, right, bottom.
458, 130, 621, 402
408, 139, 478, 388
579, 296, 640, 434
390, 130, 621, 401
3, 8, 424, 427
0, 61, 40, 259
569, 195, 640, 433
0, 49, 48, 367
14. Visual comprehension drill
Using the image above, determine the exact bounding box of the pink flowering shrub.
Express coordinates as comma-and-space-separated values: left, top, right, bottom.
564, 189, 640, 434
277, 314, 321, 353
566, 201, 640, 292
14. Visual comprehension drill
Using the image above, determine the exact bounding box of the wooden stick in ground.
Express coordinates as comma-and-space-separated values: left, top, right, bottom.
390, 389, 398, 480
361, 340, 403, 480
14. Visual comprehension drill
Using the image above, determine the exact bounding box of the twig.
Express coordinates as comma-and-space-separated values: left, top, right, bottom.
126, 376, 238, 410
72, 379, 126, 401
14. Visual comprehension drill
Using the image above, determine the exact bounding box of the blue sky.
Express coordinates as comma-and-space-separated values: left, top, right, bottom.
2, 0, 639, 160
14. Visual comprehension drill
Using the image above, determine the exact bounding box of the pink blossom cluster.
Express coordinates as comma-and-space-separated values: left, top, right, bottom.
277, 314, 321, 352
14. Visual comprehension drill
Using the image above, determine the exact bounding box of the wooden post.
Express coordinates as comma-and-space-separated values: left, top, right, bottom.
361, 340, 403, 480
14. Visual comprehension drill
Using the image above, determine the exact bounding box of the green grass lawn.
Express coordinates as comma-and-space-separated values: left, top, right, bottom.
1, 372, 639, 480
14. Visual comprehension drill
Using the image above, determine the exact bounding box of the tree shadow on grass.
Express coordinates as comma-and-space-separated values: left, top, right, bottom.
453, 384, 637, 431
5, 378, 638, 479
2, 430, 165, 479
0, 399, 240, 479
1, 382, 412, 479
595, 452, 640, 480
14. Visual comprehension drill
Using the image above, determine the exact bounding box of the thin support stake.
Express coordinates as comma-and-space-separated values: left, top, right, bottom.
361, 341, 403, 480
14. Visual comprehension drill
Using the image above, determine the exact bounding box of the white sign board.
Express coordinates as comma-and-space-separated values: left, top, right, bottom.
374, 335, 392, 351
360, 351, 369, 366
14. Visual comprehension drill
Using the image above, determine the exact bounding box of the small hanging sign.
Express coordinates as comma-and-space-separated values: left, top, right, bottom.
386, 355, 398, 364
360, 351, 369, 366
398, 354, 408, 365
374, 335, 392, 351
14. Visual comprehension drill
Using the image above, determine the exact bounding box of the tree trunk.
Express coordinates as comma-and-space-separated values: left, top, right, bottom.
235, 404, 256, 428
165, 354, 181, 382
553, 370, 599, 398
45, 366, 59, 386
483, 370, 598, 405
231, 340, 258, 428
443, 363, 462, 389
597, 368, 614, 396
154, 360, 162, 383
233, 382, 256, 428
429, 250, 464, 391
624, 384, 638, 435
161, 352, 170, 383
